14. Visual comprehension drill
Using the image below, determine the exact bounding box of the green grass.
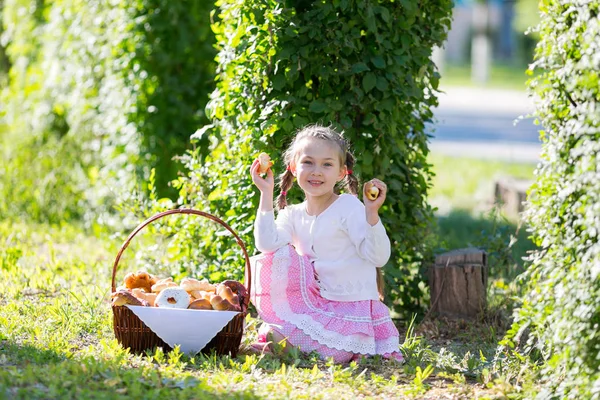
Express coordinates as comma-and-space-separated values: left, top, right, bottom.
0, 154, 541, 399
429, 152, 536, 214
439, 62, 531, 91
0, 219, 534, 399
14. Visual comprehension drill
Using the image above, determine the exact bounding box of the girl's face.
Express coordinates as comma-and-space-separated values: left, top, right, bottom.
291, 138, 346, 199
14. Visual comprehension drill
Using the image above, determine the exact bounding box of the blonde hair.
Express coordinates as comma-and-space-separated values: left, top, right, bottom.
275, 124, 385, 300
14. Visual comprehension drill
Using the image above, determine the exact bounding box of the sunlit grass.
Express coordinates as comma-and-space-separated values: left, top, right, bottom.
439, 62, 532, 91
0, 220, 533, 399
0, 155, 540, 398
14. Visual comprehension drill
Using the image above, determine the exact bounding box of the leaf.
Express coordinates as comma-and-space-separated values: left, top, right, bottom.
371, 55, 386, 69
376, 6, 391, 23
376, 76, 388, 91
352, 62, 370, 74
272, 74, 286, 90
309, 100, 327, 113
366, 8, 377, 33
362, 73, 376, 93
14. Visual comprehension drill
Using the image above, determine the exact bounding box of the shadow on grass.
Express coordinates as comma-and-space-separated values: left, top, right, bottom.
434, 209, 537, 282
0, 339, 261, 399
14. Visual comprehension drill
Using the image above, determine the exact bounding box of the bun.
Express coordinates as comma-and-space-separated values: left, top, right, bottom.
180, 278, 215, 293
216, 284, 241, 310
257, 152, 273, 174
220, 280, 248, 308
111, 290, 150, 307
123, 271, 158, 293
131, 288, 157, 306
188, 298, 213, 310
365, 181, 380, 201
190, 290, 212, 300
151, 278, 178, 293
210, 294, 240, 311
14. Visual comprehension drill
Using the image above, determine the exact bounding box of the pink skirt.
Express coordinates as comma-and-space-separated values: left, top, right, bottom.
250, 245, 404, 363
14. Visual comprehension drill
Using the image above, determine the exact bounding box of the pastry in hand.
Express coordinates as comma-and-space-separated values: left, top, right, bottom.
257, 152, 273, 174
111, 290, 150, 307
365, 181, 380, 201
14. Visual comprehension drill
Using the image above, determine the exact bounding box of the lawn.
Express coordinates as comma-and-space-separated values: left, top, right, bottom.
439, 62, 532, 92
0, 153, 539, 399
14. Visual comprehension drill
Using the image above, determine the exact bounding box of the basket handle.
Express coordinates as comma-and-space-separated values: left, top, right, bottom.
110, 208, 252, 309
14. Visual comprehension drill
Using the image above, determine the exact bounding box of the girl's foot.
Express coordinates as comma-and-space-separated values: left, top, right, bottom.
246, 342, 273, 355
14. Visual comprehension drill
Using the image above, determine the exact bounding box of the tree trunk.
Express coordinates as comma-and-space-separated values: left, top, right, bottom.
429, 248, 488, 319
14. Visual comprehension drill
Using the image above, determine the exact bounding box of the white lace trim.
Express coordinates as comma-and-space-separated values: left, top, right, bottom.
269, 247, 399, 355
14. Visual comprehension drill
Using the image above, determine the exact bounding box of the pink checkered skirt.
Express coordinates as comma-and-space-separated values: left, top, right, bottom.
250, 245, 403, 363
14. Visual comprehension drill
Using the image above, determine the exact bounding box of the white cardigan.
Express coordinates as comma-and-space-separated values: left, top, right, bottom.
254, 194, 391, 301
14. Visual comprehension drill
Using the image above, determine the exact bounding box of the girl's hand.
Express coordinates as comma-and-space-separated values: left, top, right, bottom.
363, 178, 387, 214
250, 159, 275, 194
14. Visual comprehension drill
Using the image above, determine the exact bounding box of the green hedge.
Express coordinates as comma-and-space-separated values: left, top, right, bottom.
154, 0, 452, 317
0, 0, 215, 226
502, 2, 600, 397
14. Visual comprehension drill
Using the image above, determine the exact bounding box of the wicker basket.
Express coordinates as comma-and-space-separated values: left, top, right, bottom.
110, 208, 252, 357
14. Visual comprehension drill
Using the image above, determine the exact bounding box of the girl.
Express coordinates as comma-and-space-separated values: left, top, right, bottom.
249, 124, 404, 363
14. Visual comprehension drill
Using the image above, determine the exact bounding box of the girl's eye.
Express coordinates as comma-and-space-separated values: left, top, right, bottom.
324, 163, 333, 167
302, 160, 312, 165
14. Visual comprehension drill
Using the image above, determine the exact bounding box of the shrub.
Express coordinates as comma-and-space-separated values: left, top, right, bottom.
502, 2, 600, 398
0, 0, 215, 226
153, 0, 452, 317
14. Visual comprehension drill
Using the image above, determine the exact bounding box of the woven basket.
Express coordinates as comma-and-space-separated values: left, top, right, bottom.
110, 208, 252, 357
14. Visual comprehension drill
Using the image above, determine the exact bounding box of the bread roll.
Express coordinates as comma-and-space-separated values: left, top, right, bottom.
151, 278, 178, 293
220, 280, 248, 308
131, 288, 157, 306
210, 294, 240, 311
216, 284, 240, 309
188, 298, 213, 310
111, 290, 149, 307
181, 278, 215, 292
123, 270, 158, 293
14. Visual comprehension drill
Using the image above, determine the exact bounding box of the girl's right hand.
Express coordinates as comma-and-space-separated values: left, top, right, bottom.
250, 159, 275, 193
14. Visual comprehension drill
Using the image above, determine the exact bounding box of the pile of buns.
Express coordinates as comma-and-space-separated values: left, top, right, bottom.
111, 270, 246, 312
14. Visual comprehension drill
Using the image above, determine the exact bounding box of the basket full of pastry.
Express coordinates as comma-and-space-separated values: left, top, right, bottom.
110, 209, 251, 357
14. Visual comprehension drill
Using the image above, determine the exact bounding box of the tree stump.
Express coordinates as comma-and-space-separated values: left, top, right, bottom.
428, 248, 488, 319
494, 177, 532, 218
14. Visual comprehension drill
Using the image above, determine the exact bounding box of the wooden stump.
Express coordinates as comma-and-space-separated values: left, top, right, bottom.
494, 177, 532, 217
429, 248, 488, 319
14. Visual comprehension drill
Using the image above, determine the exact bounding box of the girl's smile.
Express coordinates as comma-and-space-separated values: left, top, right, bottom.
292, 138, 346, 199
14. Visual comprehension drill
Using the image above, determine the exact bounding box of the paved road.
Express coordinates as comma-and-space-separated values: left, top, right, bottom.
427, 87, 542, 163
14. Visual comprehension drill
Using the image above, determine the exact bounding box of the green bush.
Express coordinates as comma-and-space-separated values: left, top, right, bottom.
502, 2, 600, 398
0, 0, 215, 226
149, 0, 452, 317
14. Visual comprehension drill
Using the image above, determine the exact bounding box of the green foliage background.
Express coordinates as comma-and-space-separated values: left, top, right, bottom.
154, 0, 453, 317
0, 0, 215, 226
503, 1, 600, 397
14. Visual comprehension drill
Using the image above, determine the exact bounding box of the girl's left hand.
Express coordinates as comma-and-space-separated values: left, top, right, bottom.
363, 179, 387, 211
